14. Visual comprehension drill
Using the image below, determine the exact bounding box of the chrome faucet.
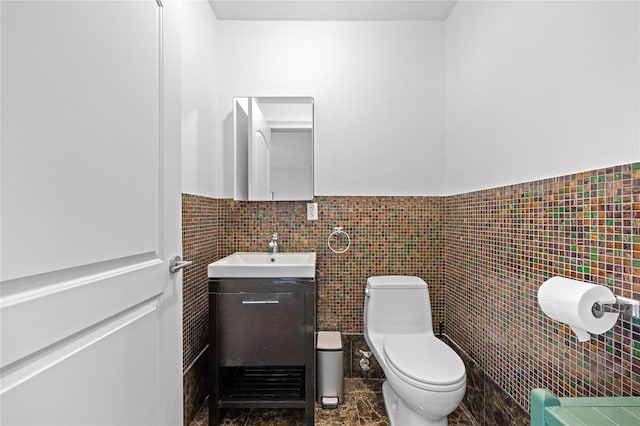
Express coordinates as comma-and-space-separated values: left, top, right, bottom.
268, 233, 278, 254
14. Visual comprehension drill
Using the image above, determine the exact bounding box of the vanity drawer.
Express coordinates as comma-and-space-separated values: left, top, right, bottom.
216, 292, 305, 366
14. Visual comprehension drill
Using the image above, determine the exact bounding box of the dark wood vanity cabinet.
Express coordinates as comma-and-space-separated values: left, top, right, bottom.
208, 277, 316, 426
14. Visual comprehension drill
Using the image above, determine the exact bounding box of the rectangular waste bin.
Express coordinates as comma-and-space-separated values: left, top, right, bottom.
317, 331, 344, 409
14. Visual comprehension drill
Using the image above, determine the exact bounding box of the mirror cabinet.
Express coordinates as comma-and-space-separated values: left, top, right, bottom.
234, 97, 314, 201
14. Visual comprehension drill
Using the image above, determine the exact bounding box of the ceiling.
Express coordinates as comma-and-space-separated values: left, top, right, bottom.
208, 0, 458, 21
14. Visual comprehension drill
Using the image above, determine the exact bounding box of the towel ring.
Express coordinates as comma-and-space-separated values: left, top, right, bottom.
328, 227, 351, 254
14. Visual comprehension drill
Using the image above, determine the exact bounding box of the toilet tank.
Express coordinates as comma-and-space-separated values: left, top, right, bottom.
364, 276, 434, 335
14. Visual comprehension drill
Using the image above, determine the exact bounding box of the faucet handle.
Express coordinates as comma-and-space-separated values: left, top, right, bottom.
271, 233, 278, 240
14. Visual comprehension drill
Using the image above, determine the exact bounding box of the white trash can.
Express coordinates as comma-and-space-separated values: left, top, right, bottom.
317, 331, 344, 409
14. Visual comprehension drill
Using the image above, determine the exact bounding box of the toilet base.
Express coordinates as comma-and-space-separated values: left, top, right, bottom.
382, 381, 448, 426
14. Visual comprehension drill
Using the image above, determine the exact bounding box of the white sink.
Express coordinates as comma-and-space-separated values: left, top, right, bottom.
208, 252, 317, 278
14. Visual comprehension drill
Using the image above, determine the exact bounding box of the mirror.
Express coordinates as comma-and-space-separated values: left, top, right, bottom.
234, 97, 314, 201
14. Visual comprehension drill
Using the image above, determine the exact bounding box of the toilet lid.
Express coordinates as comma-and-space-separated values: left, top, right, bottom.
383, 335, 465, 389
367, 276, 427, 289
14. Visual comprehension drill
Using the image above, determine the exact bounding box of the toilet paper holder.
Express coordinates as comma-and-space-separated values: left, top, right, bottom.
592, 295, 640, 321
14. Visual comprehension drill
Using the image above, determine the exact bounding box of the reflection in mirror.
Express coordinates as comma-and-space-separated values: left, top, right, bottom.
234, 97, 314, 201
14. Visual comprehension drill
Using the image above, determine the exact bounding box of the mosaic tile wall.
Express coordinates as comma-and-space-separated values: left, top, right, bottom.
445, 162, 640, 412
217, 196, 446, 333
182, 193, 218, 369
182, 194, 218, 425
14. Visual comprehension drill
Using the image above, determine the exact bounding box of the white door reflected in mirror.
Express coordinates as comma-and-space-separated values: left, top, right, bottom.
234, 97, 314, 201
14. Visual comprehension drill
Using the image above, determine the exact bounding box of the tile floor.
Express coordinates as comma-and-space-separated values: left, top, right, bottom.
190, 378, 477, 426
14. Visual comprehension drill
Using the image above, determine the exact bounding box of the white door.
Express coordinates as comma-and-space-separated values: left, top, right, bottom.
248, 98, 272, 200
0, 1, 183, 425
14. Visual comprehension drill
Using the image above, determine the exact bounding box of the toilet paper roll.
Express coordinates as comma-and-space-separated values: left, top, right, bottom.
537, 277, 618, 342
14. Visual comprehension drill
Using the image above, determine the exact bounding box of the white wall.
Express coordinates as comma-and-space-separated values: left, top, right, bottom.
216, 21, 446, 197
445, 1, 640, 194
181, 0, 219, 197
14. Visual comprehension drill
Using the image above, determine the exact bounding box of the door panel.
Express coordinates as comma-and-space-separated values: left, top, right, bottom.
2, 299, 160, 426
1, 0, 160, 282
0, 1, 182, 424
1, 256, 163, 367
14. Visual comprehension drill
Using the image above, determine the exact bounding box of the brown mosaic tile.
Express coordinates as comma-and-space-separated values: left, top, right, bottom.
182, 194, 218, 425
445, 162, 640, 412
217, 196, 446, 334
182, 194, 218, 370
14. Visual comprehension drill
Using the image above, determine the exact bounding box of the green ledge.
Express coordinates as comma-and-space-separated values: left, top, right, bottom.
531, 389, 640, 426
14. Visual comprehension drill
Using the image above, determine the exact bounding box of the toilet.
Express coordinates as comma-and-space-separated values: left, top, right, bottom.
363, 276, 466, 426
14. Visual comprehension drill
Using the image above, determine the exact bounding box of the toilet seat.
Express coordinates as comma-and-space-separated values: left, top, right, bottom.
383, 334, 466, 393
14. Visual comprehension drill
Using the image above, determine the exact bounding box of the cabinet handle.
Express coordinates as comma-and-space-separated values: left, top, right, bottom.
241, 300, 280, 304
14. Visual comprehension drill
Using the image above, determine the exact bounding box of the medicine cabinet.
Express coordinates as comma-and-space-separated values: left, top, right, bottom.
234, 97, 314, 201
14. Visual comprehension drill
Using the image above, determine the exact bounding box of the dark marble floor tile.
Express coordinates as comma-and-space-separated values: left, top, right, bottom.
184, 352, 209, 426
449, 404, 478, 426
354, 386, 388, 426
189, 402, 209, 426
317, 379, 385, 426
484, 375, 529, 426
198, 406, 306, 426
342, 333, 353, 378
191, 378, 477, 426
316, 380, 361, 426
233, 408, 306, 426
461, 356, 485, 422
444, 337, 484, 424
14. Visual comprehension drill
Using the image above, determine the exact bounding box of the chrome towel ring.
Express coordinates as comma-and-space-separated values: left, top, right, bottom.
328, 226, 351, 254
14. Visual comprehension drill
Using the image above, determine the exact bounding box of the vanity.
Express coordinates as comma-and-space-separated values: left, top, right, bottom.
208, 253, 317, 426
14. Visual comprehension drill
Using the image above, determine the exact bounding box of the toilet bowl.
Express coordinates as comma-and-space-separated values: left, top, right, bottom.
363, 276, 466, 426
